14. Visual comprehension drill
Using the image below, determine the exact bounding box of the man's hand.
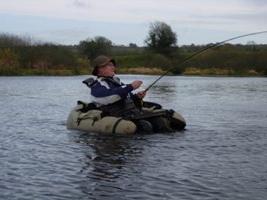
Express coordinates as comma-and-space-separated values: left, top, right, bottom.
131, 80, 143, 89
136, 90, 146, 99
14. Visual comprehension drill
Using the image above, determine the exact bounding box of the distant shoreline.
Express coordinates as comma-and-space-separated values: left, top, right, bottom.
0, 66, 266, 76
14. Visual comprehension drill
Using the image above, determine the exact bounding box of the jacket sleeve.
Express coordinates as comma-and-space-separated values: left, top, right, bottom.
91, 81, 134, 98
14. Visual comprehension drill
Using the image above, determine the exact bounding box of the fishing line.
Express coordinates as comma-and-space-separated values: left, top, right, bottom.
144, 31, 267, 92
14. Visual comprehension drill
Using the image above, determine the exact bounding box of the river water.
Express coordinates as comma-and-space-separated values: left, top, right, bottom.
0, 75, 266, 200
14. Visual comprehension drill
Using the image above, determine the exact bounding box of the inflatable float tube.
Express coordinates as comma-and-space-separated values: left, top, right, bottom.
67, 101, 186, 135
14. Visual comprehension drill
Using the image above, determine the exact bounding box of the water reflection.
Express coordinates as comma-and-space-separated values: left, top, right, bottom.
70, 132, 145, 198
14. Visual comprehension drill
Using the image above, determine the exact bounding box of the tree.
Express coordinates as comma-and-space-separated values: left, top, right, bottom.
0, 33, 30, 47
78, 36, 112, 60
129, 43, 138, 48
144, 21, 177, 56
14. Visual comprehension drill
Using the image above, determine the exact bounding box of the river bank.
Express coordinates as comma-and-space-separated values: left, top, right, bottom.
1, 66, 266, 76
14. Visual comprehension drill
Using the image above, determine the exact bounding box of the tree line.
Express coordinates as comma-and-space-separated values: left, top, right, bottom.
1, 21, 267, 76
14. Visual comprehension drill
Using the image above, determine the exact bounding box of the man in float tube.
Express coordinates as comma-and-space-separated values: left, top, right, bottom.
89, 55, 145, 108
83, 55, 155, 132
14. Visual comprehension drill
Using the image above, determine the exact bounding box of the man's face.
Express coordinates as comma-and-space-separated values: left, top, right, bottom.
98, 62, 115, 77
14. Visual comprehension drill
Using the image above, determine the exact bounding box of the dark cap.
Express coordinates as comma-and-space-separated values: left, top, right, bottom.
91, 55, 116, 76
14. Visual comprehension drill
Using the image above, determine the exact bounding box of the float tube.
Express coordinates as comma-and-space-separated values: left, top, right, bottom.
67, 100, 186, 135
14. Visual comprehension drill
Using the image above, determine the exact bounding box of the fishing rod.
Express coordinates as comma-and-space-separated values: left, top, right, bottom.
144, 30, 267, 92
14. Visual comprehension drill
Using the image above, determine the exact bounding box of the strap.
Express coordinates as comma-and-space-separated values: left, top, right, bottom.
82, 77, 96, 88
101, 76, 122, 86
112, 118, 123, 134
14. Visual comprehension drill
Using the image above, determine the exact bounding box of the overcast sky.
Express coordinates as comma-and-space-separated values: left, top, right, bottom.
1, 0, 267, 45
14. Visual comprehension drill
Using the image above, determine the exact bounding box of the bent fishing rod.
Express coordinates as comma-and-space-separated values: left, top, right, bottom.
144, 30, 267, 92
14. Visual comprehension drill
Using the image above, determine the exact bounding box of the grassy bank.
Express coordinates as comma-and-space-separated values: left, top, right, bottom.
183, 67, 265, 76
0, 66, 165, 76
117, 66, 165, 75
1, 65, 266, 76
0, 67, 89, 76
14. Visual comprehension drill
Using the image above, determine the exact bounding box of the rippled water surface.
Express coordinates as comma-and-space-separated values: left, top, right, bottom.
0, 75, 267, 200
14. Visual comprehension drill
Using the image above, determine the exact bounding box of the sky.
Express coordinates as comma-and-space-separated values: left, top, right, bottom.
0, 0, 267, 46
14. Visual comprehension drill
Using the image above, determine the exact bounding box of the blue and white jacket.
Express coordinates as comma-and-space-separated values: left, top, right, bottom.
89, 76, 134, 107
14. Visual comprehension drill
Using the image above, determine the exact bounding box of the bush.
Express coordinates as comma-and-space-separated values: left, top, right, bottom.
145, 21, 177, 56
144, 53, 171, 68
78, 36, 112, 60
